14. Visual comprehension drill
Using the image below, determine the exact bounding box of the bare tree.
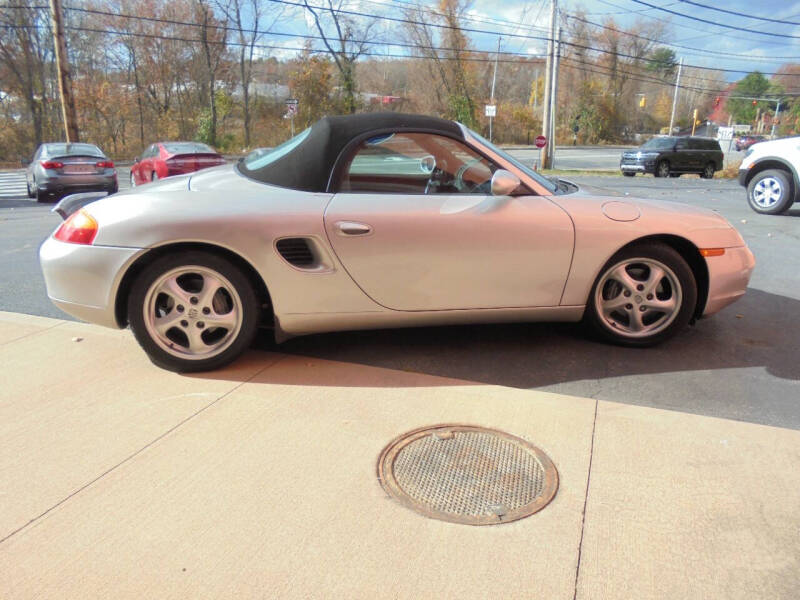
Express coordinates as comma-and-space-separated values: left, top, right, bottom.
214, 0, 282, 147
303, 0, 377, 114
0, 3, 55, 150
194, 0, 229, 145
402, 0, 477, 126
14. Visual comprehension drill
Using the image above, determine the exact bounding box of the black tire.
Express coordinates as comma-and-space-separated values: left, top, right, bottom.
700, 162, 715, 179
669, 173, 681, 178
130, 171, 137, 187
151, 172, 159, 182
127, 251, 260, 372
623, 172, 635, 177
746, 169, 794, 215
584, 242, 697, 347
35, 187, 48, 203
26, 178, 35, 198
655, 160, 670, 178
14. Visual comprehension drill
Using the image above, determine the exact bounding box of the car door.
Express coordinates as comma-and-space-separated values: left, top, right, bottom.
323, 132, 574, 311
673, 138, 690, 171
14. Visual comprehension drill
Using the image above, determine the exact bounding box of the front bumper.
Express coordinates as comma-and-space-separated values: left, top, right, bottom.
39, 236, 144, 328
620, 160, 656, 174
737, 168, 748, 187
702, 245, 756, 317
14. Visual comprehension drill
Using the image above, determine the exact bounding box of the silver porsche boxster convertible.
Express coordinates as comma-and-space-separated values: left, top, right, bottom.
40, 113, 755, 372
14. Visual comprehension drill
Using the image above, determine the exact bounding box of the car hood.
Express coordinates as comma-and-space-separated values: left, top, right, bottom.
551, 183, 737, 233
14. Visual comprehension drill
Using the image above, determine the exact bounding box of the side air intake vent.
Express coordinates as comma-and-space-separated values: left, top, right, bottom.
276, 237, 315, 267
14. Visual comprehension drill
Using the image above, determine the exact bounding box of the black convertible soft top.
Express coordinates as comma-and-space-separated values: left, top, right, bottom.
238, 112, 464, 193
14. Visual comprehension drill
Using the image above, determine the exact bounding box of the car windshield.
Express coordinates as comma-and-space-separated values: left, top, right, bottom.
464, 127, 557, 194
163, 142, 217, 154
44, 143, 104, 157
242, 128, 311, 170
640, 137, 675, 150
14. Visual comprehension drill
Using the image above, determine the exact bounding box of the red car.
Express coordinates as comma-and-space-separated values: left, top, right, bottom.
734, 135, 767, 152
130, 141, 226, 186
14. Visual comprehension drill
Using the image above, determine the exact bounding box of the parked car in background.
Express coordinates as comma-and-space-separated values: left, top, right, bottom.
620, 136, 723, 179
130, 142, 226, 186
734, 135, 767, 152
25, 142, 117, 203
738, 135, 800, 214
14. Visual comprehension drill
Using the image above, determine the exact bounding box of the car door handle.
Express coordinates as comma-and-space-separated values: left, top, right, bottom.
335, 221, 373, 236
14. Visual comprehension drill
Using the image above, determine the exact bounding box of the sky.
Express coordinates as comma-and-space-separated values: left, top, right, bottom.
260, 0, 800, 83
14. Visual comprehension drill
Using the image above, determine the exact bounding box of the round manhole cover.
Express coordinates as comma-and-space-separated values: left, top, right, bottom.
378, 424, 558, 525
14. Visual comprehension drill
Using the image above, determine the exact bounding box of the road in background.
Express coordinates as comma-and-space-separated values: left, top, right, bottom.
0, 144, 748, 200
1, 174, 798, 430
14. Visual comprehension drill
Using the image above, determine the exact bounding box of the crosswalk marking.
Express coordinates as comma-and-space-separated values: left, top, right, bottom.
0, 170, 28, 198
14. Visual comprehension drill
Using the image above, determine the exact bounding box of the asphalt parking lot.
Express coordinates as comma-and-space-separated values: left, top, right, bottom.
1, 169, 798, 429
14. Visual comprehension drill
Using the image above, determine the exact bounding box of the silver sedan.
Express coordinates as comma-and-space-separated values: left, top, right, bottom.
25, 142, 117, 202
40, 113, 755, 372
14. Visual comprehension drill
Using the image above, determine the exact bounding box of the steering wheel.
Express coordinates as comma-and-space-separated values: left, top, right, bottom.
425, 167, 453, 194
454, 158, 492, 193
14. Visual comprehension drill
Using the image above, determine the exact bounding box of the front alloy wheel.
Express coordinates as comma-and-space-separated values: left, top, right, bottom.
128, 252, 259, 372
586, 243, 697, 346
747, 169, 793, 214
655, 160, 670, 178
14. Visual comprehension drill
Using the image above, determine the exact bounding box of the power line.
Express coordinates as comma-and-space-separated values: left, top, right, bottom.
676, 0, 800, 27
261, 0, 800, 76
9, 1, 799, 78
566, 13, 800, 62
628, 0, 800, 40
55, 5, 746, 87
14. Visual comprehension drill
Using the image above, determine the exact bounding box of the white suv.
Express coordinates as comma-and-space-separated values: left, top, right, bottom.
738, 136, 800, 214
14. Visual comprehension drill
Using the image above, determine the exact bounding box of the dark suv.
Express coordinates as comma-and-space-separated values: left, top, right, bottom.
620, 136, 723, 179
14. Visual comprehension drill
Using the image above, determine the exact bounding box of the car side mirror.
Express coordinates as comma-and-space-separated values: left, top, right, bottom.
491, 169, 521, 196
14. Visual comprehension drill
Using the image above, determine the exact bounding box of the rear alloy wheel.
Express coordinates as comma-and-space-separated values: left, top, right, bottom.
700, 163, 715, 179
747, 169, 794, 215
585, 243, 697, 347
128, 251, 259, 372
655, 160, 670, 178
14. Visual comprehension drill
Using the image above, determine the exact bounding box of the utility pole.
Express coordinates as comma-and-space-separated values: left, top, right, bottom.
489, 36, 501, 143
540, 0, 557, 169
550, 26, 561, 169
771, 100, 781, 138
668, 57, 683, 136
533, 69, 539, 109
49, 0, 79, 142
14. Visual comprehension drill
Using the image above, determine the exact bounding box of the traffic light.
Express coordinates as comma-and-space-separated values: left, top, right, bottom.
639, 95, 647, 108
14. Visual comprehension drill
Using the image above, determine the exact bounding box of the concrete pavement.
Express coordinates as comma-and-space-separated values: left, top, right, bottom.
1, 311, 798, 599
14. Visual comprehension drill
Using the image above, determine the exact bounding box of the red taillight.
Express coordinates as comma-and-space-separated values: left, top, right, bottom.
96, 160, 114, 168
40, 160, 64, 169
54, 209, 98, 245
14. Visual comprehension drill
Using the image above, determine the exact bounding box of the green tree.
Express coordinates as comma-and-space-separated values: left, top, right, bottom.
728, 72, 772, 123
645, 47, 676, 79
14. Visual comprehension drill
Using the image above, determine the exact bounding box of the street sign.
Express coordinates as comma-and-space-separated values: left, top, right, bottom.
717, 126, 734, 141
285, 98, 298, 117
485, 104, 496, 117
534, 135, 547, 148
